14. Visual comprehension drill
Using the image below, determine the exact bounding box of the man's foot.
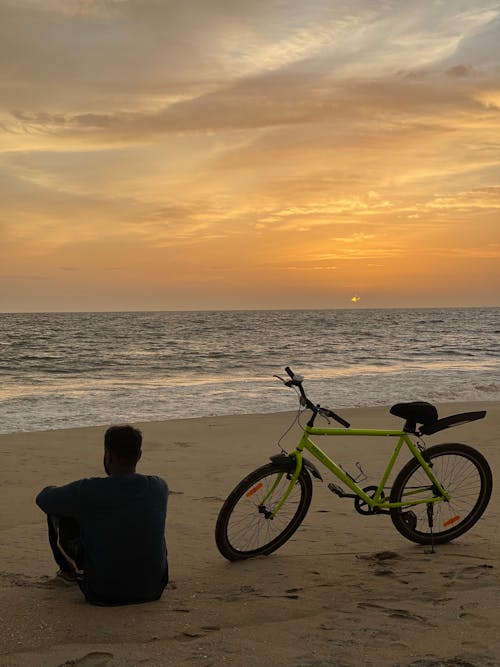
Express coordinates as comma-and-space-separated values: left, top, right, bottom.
56, 569, 78, 584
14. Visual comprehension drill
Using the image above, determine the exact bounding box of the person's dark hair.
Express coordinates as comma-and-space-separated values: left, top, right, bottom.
104, 425, 142, 463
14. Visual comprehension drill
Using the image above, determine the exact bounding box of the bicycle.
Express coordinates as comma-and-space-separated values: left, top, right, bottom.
215, 367, 492, 560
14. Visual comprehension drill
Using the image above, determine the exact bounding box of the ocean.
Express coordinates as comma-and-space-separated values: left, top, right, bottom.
0, 308, 498, 434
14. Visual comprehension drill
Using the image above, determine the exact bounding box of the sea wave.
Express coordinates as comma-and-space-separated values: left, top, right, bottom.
0, 307, 498, 433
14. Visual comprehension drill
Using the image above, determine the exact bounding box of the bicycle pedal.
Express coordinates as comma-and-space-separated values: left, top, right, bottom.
328, 483, 347, 498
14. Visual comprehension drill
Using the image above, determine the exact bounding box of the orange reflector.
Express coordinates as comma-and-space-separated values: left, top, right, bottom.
443, 515, 461, 527
246, 482, 263, 497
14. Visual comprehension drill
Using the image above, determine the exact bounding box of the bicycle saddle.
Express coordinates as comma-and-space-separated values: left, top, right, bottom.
390, 401, 438, 433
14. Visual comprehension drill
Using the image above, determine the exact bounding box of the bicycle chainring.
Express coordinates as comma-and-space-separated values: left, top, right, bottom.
354, 485, 385, 515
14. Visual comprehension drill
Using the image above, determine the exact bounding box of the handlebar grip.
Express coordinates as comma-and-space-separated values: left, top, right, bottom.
323, 408, 350, 428
285, 366, 295, 379
334, 413, 351, 429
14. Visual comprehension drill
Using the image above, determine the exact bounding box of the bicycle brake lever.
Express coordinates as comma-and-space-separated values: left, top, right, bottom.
274, 375, 294, 387
323, 407, 351, 428
318, 407, 332, 424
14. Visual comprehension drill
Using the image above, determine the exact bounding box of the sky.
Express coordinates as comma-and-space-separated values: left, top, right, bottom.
1, 0, 499, 312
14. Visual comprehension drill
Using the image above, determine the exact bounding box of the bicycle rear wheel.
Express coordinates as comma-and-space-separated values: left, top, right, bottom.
215, 461, 313, 561
390, 443, 492, 545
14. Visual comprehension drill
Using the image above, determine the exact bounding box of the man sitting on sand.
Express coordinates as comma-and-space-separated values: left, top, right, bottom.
36, 425, 168, 606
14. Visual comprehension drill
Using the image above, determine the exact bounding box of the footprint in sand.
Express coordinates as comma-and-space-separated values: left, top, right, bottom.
387, 608, 429, 624
442, 564, 493, 586
358, 550, 400, 562
174, 631, 205, 641
172, 441, 194, 448
457, 601, 487, 627
290, 660, 349, 667
357, 602, 430, 626
459, 612, 476, 620
59, 652, 113, 667
357, 551, 403, 579
0, 571, 69, 590
401, 654, 497, 666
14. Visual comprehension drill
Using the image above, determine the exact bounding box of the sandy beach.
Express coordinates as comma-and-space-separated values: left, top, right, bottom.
0, 402, 498, 667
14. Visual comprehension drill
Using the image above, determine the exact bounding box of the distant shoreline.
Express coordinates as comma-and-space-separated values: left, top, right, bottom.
2, 399, 497, 437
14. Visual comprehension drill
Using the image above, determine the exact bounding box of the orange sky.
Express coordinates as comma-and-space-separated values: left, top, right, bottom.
1, 1, 499, 311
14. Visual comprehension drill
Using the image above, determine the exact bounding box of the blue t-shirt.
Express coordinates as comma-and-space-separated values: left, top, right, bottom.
36, 474, 168, 605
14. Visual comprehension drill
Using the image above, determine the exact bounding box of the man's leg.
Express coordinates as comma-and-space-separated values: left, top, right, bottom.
47, 515, 84, 579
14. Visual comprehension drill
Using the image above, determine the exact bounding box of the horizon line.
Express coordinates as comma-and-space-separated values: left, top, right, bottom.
1, 304, 499, 315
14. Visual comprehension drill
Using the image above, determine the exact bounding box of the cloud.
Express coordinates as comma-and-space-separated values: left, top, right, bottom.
424, 186, 500, 211
446, 64, 478, 78
1, 1, 499, 310
2, 1, 498, 124
2, 68, 496, 151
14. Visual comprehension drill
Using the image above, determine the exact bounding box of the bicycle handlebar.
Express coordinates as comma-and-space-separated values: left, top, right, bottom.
279, 367, 350, 429
285, 366, 303, 383
318, 406, 351, 429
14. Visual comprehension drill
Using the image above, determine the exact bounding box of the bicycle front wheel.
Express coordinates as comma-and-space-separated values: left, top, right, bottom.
215, 461, 313, 561
390, 443, 492, 545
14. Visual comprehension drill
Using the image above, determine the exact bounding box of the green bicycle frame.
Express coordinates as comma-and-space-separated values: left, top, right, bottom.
269, 425, 450, 518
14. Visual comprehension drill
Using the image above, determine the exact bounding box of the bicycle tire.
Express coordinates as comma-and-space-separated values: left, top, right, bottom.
390, 443, 492, 545
215, 461, 313, 561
